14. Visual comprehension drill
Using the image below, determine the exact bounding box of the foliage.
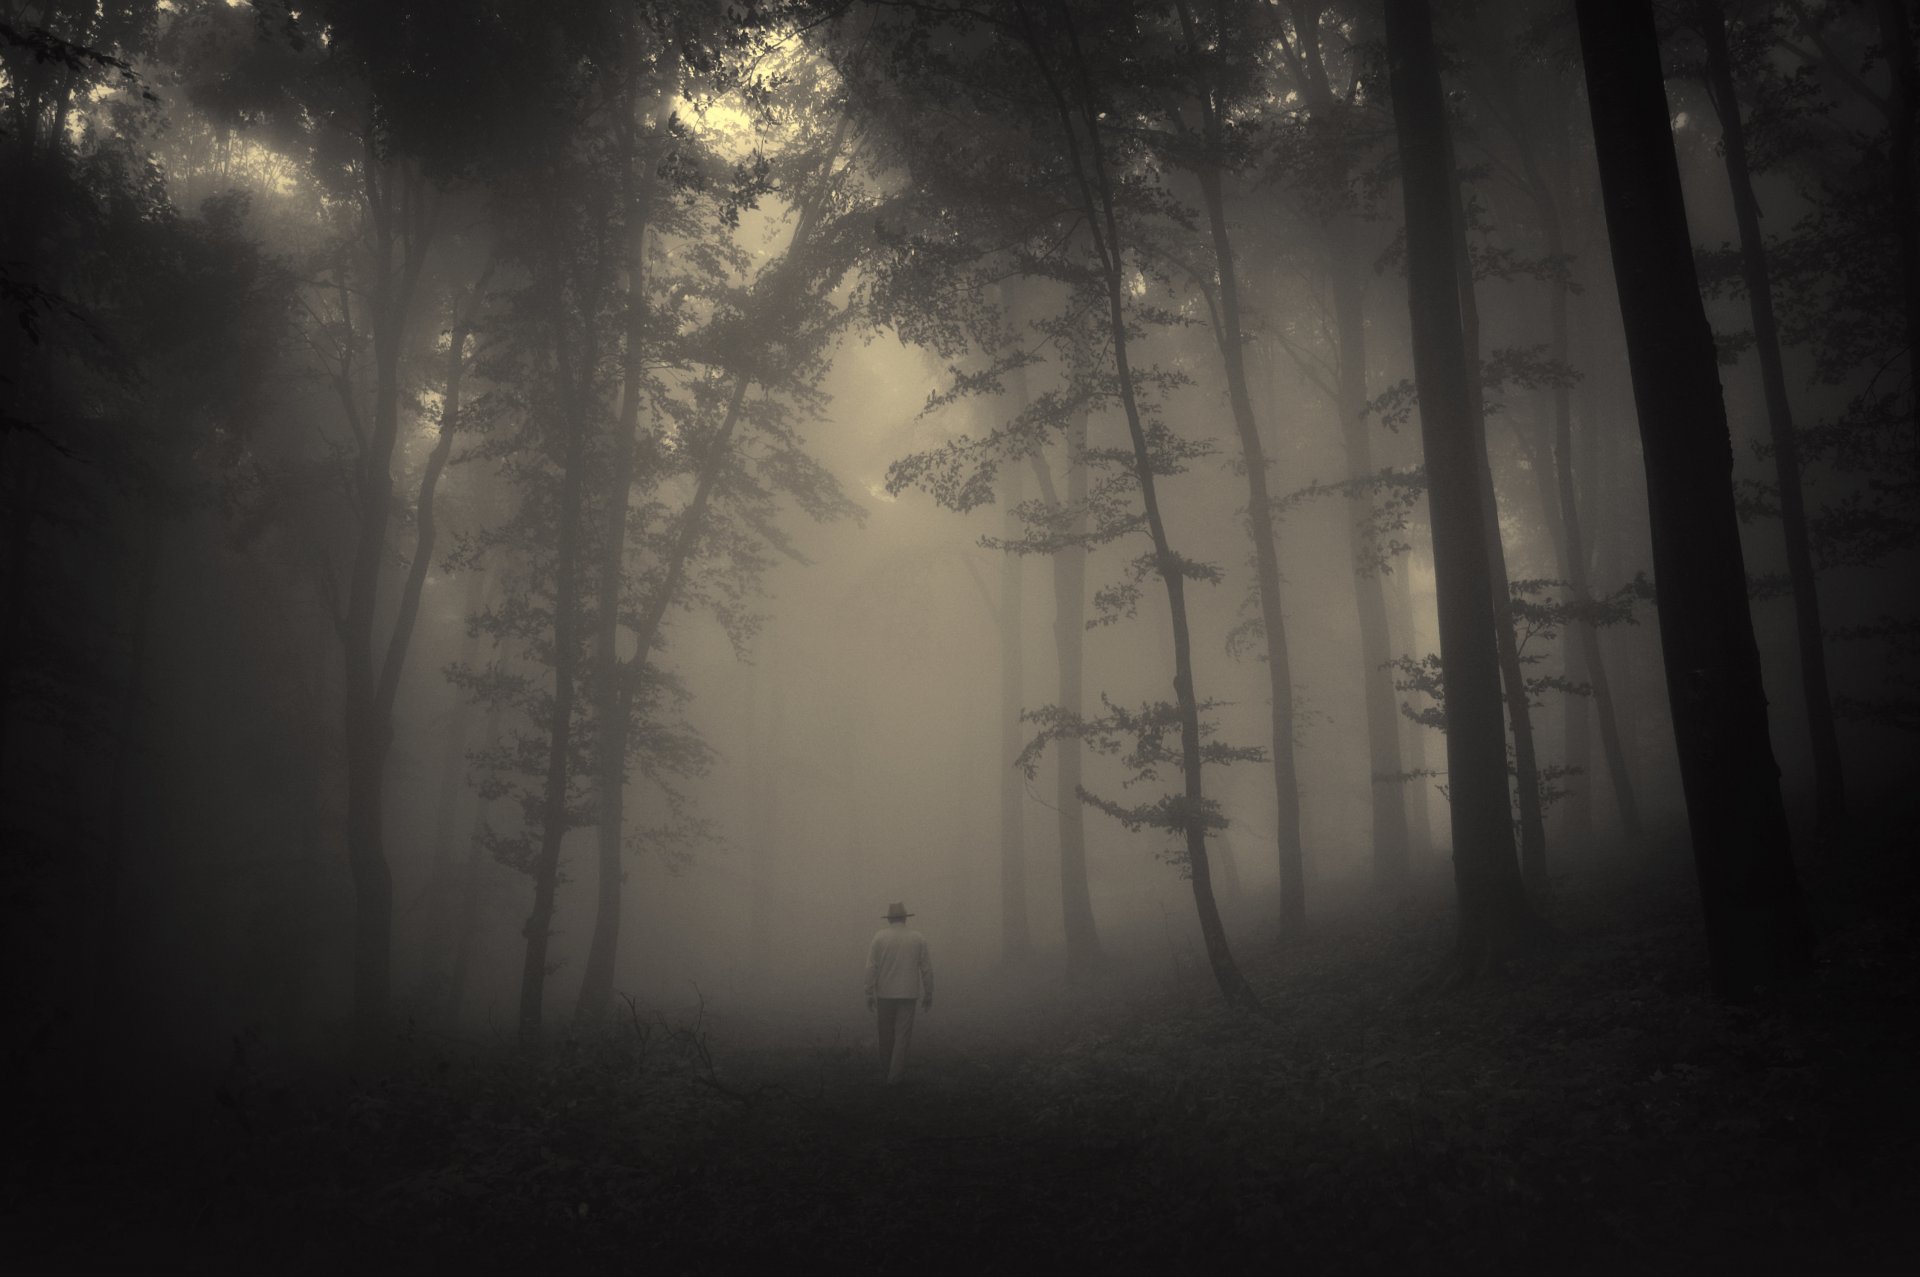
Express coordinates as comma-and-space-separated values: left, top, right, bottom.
1014, 694, 1264, 873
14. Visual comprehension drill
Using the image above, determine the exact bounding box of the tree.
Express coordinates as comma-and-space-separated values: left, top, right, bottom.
863, 0, 1259, 1004
996, 445, 1034, 961
1023, 400, 1103, 974
1162, 0, 1311, 932
573, 74, 864, 1025
1682, 0, 1846, 830
1450, 0, 1645, 846
1573, 0, 1809, 998
1384, 0, 1537, 973
1270, 1, 1416, 890
1444, 138, 1553, 895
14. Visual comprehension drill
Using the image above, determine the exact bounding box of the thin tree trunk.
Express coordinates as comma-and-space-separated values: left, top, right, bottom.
1530, 178, 1644, 842
997, 459, 1032, 960
1459, 0, 1639, 843
1191, 135, 1310, 934
1327, 223, 1413, 886
1019, 1, 1254, 1004
1444, 146, 1550, 897
578, 114, 848, 1016
1697, 0, 1846, 830
1030, 421, 1101, 973
1573, 0, 1809, 999
518, 271, 597, 1047
576, 75, 659, 1025
341, 155, 438, 1048
1283, 0, 1410, 889
1384, 0, 1537, 974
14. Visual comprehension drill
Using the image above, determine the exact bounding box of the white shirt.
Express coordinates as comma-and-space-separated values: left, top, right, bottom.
865, 925, 934, 1000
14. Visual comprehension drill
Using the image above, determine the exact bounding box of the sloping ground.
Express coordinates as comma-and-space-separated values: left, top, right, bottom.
11, 831, 1919, 1274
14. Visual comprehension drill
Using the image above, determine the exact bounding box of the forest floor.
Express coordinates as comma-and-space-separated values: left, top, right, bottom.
11, 819, 1920, 1275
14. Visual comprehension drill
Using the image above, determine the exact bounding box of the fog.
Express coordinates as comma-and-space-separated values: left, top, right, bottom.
7, 0, 1918, 1269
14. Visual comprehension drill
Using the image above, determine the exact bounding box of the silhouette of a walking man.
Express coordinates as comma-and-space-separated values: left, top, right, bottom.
865, 902, 934, 1085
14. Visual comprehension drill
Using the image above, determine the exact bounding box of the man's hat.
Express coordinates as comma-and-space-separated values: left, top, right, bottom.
884, 902, 914, 921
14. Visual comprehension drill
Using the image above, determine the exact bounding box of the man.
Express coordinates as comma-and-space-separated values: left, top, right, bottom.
864, 902, 934, 1085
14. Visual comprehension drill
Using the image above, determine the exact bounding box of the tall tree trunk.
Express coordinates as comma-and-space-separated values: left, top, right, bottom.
518, 285, 596, 1047
1384, 0, 1536, 973
1444, 147, 1550, 897
1030, 420, 1101, 973
1191, 133, 1310, 933
413, 274, 490, 991
1327, 222, 1413, 886
1021, 3, 1254, 1004
998, 461, 1033, 961
577, 111, 847, 1018
1458, 0, 1639, 843
341, 155, 437, 1048
1543, 263, 1635, 841
1697, 0, 1846, 830
1529, 172, 1644, 842
1285, 0, 1411, 889
1573, 0, 1809, 999
576, 88, 657, 1027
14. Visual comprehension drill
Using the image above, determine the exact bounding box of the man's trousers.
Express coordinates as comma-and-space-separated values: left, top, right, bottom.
875, 998, 918, 1084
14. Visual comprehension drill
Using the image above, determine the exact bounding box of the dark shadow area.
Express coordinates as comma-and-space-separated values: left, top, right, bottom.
12, 814, 1916, 1274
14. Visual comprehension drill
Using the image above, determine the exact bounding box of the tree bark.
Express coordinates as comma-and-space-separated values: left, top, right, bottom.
1573, 0, 1809, 998
1696, 0, 1846, 830
1384, 0, 1536, 972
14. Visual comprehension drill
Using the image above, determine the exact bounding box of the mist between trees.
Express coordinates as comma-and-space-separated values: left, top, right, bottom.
4, 0, 1915, 1072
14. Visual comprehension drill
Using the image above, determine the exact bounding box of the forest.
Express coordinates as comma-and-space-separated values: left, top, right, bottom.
4, 0, 1918, 1270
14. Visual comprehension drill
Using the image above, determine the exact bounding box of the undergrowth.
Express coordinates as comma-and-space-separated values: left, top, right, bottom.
10, 839, 1918, 1274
